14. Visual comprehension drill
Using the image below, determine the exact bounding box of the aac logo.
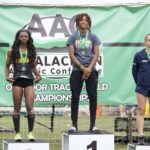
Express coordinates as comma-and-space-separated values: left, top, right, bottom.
24, 13, 76, 40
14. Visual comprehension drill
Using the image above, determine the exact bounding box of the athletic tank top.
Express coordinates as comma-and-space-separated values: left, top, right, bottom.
13, 53, 34, 79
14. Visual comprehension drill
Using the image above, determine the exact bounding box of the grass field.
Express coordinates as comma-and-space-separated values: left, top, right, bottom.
0, 114, 130, 150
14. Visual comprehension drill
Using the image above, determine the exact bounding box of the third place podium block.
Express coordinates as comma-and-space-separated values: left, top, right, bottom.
62, 130, 114, 150
128, 143, 150, 150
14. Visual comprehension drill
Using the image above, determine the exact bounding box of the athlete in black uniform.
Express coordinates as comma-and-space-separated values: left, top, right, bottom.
5, 29, 41, 141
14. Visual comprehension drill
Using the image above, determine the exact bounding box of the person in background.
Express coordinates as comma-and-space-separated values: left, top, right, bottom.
67, 13, 101, 133
132, 33, 150, 145
5, 29, 41, 141
119, 104, 137, 117
119, 104, 126, 117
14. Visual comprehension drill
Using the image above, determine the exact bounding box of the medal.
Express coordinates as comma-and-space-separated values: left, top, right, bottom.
78, 31, 88, 56
21, 65, 26, 71
146, 48, 150, 60
81, 49, 86, 56
78, 30, 88, 49
19, 48, 28, 71
21, 66, 26, 71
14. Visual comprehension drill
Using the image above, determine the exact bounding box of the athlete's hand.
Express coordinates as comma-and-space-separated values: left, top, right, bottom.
5, 77, 15, 83
82, 74, 89, 81
34, 75, 42, 83
83, 67, 92, 77
80, 66, 91, 75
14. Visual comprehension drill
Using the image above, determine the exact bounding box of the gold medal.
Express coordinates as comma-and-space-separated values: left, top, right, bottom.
81, 49, 86, 56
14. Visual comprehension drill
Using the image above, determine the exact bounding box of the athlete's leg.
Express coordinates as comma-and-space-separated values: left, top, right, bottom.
12, 86, 23, 133
86, 71, 98, 130
24, 86, 35, 132
136, 92, 147, 135
70, 71, 83, 130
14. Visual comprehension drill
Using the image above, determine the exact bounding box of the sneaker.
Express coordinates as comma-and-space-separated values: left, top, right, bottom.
137, 135, 145, 145
68, 126, 77, 133
28, 132, 35, 141
14, 133, 22, 142
89, 126, 101, 134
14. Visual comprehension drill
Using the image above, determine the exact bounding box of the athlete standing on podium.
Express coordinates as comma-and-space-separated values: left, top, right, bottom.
67, 13, 101, 133
5, 29, 41, 141
132, 33, 150, 145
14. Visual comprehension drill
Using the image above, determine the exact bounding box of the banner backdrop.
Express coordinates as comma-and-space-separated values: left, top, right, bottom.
1, 5, 150, 106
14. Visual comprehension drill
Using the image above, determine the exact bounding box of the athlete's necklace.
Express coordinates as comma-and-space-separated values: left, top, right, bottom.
19, 48, 28, 64
78, 30, 88, 49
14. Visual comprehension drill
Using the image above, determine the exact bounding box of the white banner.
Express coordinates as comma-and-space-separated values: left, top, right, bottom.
0, 0, 150, 6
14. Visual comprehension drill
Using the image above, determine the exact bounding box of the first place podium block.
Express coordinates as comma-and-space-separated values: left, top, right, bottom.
128, 143, 150, 150
3, 139, 49, 150
62, 130, 114, 150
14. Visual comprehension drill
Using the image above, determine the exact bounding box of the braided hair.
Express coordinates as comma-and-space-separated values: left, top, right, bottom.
11, 29, 36, 68
75, 13, 91, 30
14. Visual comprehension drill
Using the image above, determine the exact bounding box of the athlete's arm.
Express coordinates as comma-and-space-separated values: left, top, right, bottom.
5, 50, 15, 82
32, 66, 42, 83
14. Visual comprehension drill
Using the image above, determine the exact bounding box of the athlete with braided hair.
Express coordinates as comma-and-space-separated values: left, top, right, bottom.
5, 29, 41, 141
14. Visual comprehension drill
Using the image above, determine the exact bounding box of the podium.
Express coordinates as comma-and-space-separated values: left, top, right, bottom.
128, 143, 150, 150
62, 130, 114, 150
3, 139, 49, 150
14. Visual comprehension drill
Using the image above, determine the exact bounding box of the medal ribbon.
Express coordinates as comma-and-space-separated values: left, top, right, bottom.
78, 30, 88, 49
19, 48, 28, 64
146, 49, 150, 59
